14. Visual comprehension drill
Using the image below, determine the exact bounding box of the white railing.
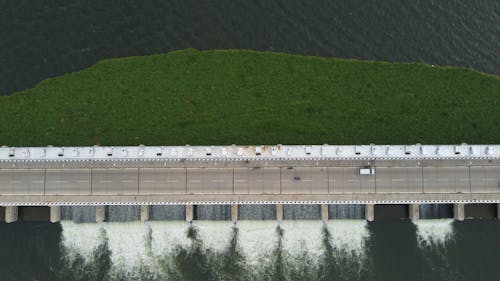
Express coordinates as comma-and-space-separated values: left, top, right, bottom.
0, 144, 499, 161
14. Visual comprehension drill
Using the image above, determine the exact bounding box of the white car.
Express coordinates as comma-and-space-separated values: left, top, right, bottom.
359, 167, 375, 175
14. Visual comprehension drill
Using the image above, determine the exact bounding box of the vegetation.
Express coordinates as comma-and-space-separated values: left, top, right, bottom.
0, 49, 499, 146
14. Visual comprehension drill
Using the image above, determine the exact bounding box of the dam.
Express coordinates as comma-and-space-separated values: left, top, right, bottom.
1, 144, 500, 223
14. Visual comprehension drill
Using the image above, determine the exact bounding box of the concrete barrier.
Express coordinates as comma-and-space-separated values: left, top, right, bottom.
365, 204, 374, 222
454, 204, 465, 221
409, 204, 419, 221
140, 205, 150, 222
276, 204, 283, 221
231, 204, 238, 222
186, 205, 194, 222
5, 206, 18, 223
321, 204, 328, 221
50, 206, 61, 223
96, 206, 106, 223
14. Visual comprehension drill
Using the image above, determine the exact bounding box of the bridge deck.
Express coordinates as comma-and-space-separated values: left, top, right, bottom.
1, 164, 499, 205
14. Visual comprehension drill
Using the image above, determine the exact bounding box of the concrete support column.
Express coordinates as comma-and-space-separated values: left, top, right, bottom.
186, 205, 194, 222
409, 204, 419, 221
454, 204, 465, 221
276, 204, 283, 221
365, 204, 374, 222
5, 206, 18, 223
321, 204, 329, 222
50, 206, 61, 223
231, 204, 238, 222
96, 206, 106, 223
497, 204, 500, 219
140, 205, 150, 222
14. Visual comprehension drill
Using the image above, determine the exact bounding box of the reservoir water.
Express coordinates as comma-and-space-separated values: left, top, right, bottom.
1, 0, 499, 95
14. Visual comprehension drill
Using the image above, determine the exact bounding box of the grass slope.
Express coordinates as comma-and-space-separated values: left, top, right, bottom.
1, 49, 499, 146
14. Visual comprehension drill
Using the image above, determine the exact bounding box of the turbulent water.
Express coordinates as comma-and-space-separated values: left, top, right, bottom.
4, 217, 500, 280
1, 0, 500, 95
59, 220, 371, 280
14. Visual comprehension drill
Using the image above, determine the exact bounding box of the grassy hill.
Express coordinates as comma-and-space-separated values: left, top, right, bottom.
1, 49, 499, 146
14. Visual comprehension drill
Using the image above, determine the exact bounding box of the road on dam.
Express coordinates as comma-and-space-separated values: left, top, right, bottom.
1, 145, 500, 204
0, 165, 499, 201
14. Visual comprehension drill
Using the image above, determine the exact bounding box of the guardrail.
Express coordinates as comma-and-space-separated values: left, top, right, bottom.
1, 144, 499, 161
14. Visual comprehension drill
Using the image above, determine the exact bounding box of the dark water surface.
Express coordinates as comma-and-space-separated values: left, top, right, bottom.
0, 219, 500, 281
1, 0, 499, 95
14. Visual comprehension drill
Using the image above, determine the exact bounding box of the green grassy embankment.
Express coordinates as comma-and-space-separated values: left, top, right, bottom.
1, 49, 499, 146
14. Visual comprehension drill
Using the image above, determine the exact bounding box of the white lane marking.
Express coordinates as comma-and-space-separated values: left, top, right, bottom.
211, 179, 225, 183
437, 179, 449, 182
143, 180, 155, 183
347, 179, 358, 183
78, 180, 89, 183
484, 178, 496, 181
121, 180, 134, 183
10, 180, 22, 184
31, 180, 44, 184
459, 178, 469, 182
167, 180, 179, 183
189, 180, 201, 183
100, 180, 112, 183
303, 179, 313, 182
56, 180, 68, 183
391, 179, 404, 182
235, 179, 247, 183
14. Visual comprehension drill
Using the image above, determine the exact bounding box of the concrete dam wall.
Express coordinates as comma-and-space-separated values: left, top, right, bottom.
1, 144, 500, 223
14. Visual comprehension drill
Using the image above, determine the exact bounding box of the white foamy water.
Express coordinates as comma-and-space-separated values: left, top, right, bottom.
60, 221, 103, 263
103, 222, 153, 275
326, 220, 369, 257
237, 221, 278, 266
149, 221, 191, 257
194, 221, 235, 252
61, 219, 371, 276
415, 219, 455, 246
280, 221, 324, 262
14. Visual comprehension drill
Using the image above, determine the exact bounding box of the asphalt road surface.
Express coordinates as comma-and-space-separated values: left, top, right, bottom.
1, 166, 499, 196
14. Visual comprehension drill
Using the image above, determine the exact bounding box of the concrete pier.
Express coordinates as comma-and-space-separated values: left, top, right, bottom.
5, 206, 18, 223
140, 205, 150, 222
186, 205, 194, 222
231, 204, 238, 222
409, 204, 419, 221
497, 204, 500, 219
96, 206, 106, 223
365, 204, 374, 222
321, 204, 329, 221
50, 206, 61, 223
276, 204, 283, 221
454, 203, 465, 221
